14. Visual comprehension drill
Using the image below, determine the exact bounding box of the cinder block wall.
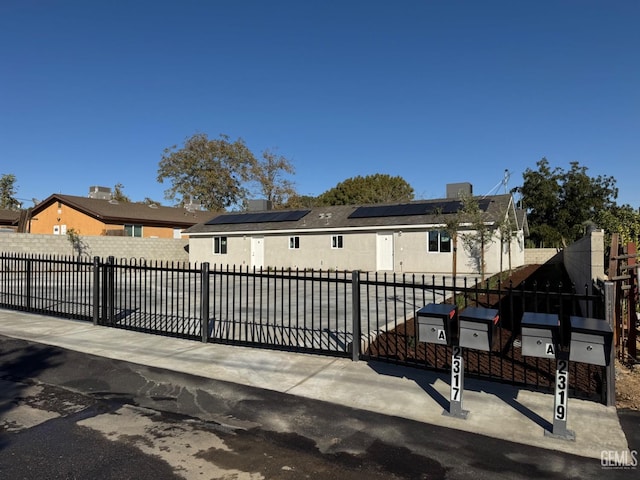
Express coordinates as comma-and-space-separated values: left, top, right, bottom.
563, 229, 605, 289
524, 248, 563, 265
0, 233, 189, 262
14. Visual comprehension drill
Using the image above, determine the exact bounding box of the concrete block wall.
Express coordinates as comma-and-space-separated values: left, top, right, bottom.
524, 248, 563, 265
563, 229, 605, 290
0, 233, 189, 262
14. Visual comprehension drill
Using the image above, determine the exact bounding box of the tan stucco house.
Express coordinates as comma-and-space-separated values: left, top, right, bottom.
184, 193, 527, 275
29, 193, 213, 239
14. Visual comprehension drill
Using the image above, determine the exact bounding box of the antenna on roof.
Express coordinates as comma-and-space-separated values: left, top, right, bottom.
483, 169, 511, 198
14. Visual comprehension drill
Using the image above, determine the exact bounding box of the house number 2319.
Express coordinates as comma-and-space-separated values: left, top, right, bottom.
554, 359, 569, 421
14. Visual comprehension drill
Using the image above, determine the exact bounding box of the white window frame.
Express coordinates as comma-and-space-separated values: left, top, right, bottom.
331, 234, 344, 249
289, 236, 300, 249
213, 236, 228, 255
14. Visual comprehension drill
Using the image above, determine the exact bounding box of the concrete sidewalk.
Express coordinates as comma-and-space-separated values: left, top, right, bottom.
0, 309, 630, 460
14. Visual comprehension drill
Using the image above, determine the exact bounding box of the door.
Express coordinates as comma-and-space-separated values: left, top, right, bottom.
251, 236, 264, 269
376, 232, 394, 271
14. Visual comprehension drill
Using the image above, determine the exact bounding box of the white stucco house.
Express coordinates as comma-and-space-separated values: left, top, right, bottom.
184, 192, 527, 275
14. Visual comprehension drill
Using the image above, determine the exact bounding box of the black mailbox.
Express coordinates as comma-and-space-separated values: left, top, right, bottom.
458, 307, 500, 352
569, 316, 613, 366
416, 303, 457, 346
521, 312, 560, 359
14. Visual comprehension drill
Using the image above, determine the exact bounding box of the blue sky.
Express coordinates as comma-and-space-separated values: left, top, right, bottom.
1, 0, 638, 209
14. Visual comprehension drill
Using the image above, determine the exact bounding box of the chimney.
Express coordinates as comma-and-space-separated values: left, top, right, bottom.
247, 199, 273, 211
446, 183, 473, 199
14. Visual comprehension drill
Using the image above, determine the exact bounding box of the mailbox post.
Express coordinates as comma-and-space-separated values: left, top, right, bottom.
444, 307, 499, 419
520, 312, 575, 440
416, 304, 470, 419
548, 351, 574, 441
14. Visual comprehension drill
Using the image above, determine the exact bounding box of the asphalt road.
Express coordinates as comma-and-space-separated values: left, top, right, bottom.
0, 335, 637, 480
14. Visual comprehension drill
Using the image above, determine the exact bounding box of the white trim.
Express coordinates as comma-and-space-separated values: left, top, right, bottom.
185, 222, 498, 237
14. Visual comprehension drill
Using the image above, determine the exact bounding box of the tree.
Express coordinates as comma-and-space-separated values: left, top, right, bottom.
596, 204, 640, 245
140, 197, 163, 206
435, 207, 461, 279
251, 149, 297, 209
458, 194, 495, 281
317, 174, 414, 206
519, 158, 618, 247
0, 173, 20, 210
283, 194, 319, 209
157, 133, 257, 210
112, 183, 131, 203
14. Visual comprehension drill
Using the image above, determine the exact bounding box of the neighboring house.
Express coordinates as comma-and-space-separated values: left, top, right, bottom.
29, 193, 213, 238
185, 193, 527, 275
0, 209, 20, 232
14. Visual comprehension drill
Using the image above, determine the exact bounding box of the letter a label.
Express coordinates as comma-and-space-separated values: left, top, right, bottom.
545, 343, 555, 357
437, 329, 447, 342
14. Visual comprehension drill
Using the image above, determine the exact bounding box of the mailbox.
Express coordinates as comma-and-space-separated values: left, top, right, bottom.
458, 307, 499, 352
569, 316, 613, 366
521, 312, 560, 359
416, 303, 457, 346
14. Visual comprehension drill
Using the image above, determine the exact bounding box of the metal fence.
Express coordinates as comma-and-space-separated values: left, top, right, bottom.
0, 253, 608, 403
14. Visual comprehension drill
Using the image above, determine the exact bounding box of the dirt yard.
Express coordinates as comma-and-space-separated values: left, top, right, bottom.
367, 263, 640, 410
616, 359, 640, 410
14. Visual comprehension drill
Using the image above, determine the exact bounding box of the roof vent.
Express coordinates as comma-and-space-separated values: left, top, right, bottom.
89, 186, 113, 200
148, 204, 158, 209
108, 199, 119, 205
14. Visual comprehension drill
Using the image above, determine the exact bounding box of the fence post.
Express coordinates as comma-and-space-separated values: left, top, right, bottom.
92, 256, 100, 326
200, 262, 210, 343
604, 281, 616, 407
26, 258, 32, 310
102, 256, 115, 326
351, 270, 361, 361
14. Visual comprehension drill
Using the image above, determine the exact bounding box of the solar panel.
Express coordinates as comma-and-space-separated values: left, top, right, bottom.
348, 199, 491, 219
206, 209, 311, 225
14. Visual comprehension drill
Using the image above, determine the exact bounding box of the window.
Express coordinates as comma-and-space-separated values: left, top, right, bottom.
331, 235, 343, 249
124, 224, 143, 237
289, 236, 300, 249
214, 236, 227, 254
428, 230, 451, 253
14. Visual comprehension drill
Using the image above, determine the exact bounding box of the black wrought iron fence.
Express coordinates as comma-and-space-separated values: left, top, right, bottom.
358, 272, 606, 401
0, 252, 609, 402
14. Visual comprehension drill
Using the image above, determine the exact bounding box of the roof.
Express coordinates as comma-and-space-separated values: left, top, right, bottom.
32, 194, 216, 228
185, 194, 514, 235
0, 209, 20, 226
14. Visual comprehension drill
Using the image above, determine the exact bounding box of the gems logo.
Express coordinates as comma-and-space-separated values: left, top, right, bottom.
601, 450, 638, 469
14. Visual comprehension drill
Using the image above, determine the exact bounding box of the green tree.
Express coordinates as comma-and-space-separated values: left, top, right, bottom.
252, 149, 297, 209
140, 197, 163, 206
0, 173, 20, 210
435, 207, 461, 279
596, 204, 640, 245
283, 194, 319, 209
519, 158, 618, 247
458, 194, 495, 281
317, 174, 414, 206
112, 183, 131, 203
157, 133, 257, 210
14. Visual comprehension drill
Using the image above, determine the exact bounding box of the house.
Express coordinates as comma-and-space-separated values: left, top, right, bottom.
184, 192, 527, 275
28, 189, 213, 238
0, 209, 20, 232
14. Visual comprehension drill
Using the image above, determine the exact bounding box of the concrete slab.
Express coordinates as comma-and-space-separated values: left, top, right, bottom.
0, 308, 631, 461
